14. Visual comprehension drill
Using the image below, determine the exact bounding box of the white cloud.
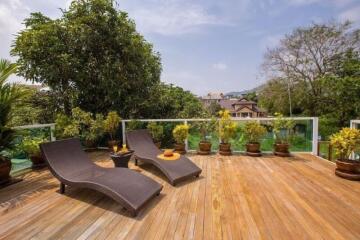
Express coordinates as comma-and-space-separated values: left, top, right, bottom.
212, 62, 228, 71
338, 5, 360, 23
123, 1, 229, 36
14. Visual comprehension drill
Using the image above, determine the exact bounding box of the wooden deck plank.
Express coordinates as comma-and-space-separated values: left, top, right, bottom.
0, 152, 360, 240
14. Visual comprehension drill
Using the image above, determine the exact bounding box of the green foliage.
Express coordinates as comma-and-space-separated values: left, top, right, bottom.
55, 108, 105, 142
330, 128, 360, 160
172, 124, 190, 144
104, 111, 121, 140
207, 102, 222, 116
140, 83, 208, 119
12, 0, 161, 116
243, 121, 267, 143
0, 59, 23, 158
126, 120, 144, 131
55, 114, 73, 138
21, 137, 46, 156
195, 118, 216, 142
259, 22, 360, 137
147, 122, 164, 142
217, 110, 237, 144
273, 113, 295, 144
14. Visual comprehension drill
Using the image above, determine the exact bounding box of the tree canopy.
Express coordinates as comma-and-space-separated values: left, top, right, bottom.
12, 0, 162, 116
259, 21, 360, 138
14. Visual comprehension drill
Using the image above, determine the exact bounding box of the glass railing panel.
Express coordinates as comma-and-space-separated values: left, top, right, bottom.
10, 125, 53, 175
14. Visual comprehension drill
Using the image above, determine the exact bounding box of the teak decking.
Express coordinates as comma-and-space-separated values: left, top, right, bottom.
1, 153, 360, 239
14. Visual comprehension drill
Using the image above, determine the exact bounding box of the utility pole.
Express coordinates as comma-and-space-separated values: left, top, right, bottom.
287, 79, 292, 117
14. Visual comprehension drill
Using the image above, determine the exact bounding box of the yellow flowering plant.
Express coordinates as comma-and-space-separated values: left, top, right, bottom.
217, 110, 237, 144
172, 124, 190, 144
243, 121, 267, 143
330, 128, 360, 160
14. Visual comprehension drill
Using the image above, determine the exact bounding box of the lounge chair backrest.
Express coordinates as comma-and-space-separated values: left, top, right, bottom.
126, 129, 160, 155
40, 138, 94, 178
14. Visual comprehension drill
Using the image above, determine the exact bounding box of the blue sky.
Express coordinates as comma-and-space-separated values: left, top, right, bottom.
1, 0, 359, 95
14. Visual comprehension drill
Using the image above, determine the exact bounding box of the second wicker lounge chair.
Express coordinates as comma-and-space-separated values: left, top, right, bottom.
126, 129, 202, 186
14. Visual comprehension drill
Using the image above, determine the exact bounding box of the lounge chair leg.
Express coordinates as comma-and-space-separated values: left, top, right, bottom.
135, 158, 138, 166
60, 183, 65, 194
196, 174, 200, 178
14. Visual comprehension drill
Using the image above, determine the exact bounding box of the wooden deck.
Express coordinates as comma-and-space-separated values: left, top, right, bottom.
1, 152, 360, 239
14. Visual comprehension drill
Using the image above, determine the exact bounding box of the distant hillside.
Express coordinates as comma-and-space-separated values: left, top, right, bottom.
225, 84, 265, 97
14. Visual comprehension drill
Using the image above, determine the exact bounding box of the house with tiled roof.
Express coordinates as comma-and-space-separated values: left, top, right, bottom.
219, 97, 267, 118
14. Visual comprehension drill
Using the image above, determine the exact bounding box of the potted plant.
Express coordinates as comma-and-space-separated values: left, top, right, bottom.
243, 121, 267, 156
0, 127, 16, 184
272, 113, 295, 157
330, 128, 360, 180
147, 122, 164, 148
104, 111, 121, 148
172, 124, 189, 154
21, 137, 47, 168
217, 110, 237, 156
197, 119, 216, 155
83, 114, 104, 149
0, 59, 23, 184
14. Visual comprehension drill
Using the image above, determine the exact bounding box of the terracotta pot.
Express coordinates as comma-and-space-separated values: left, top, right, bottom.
274, 143, 290, 157
30, 154, 46, 168
154, 141, 161, 149
219, 143, 232, 156
174, 143, 186, 154
335, 159, 360, 181
246, 143, 261, 157
336, 159, 360, 173
198, 141, 212, 155
108, 140, 118, 149
0, 156, 11, 184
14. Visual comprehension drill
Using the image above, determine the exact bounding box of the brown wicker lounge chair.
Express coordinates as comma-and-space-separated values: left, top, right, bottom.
40, 139, 162, 217
126, 129, 202, 186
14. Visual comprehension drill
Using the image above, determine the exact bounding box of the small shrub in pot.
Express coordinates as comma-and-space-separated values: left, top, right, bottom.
217, 110, 237, 156
243, 121, 267, 156
147, 122, 164, 148
172, 124, 189, 154
330, 128, 360, 180
272, 113, 295, 157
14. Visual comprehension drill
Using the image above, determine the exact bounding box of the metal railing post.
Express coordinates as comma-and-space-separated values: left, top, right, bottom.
122, 121, 126, 145
184, 120, 188, 152
50, 124, 56, 141
312, 117, 319, 156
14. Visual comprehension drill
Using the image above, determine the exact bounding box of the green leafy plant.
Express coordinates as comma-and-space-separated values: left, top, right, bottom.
272, 113, 295, 144
330, 128, 360, 160
217, 110, 237, 144
104, 111, 121, 140
172, 124, 190, 144
243, 121, 267, 143
196, 118, 216, 142
86, 114, 105, 142
126, 120, 144, 131
55, 109, 104, 142
21, 137, 46, 156
147, 122, 164, 142
0, 59, 23, 161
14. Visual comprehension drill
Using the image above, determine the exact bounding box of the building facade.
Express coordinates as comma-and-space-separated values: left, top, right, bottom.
201, 93, 266, 118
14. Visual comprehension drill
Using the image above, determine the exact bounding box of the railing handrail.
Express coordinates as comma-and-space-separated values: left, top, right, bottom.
13, 123, 56, 141
121, 117, 316, 122
13, 123, 55, 130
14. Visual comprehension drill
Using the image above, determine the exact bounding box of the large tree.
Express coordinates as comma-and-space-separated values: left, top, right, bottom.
12, 0, 161, 116
261, 21, 360, 116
